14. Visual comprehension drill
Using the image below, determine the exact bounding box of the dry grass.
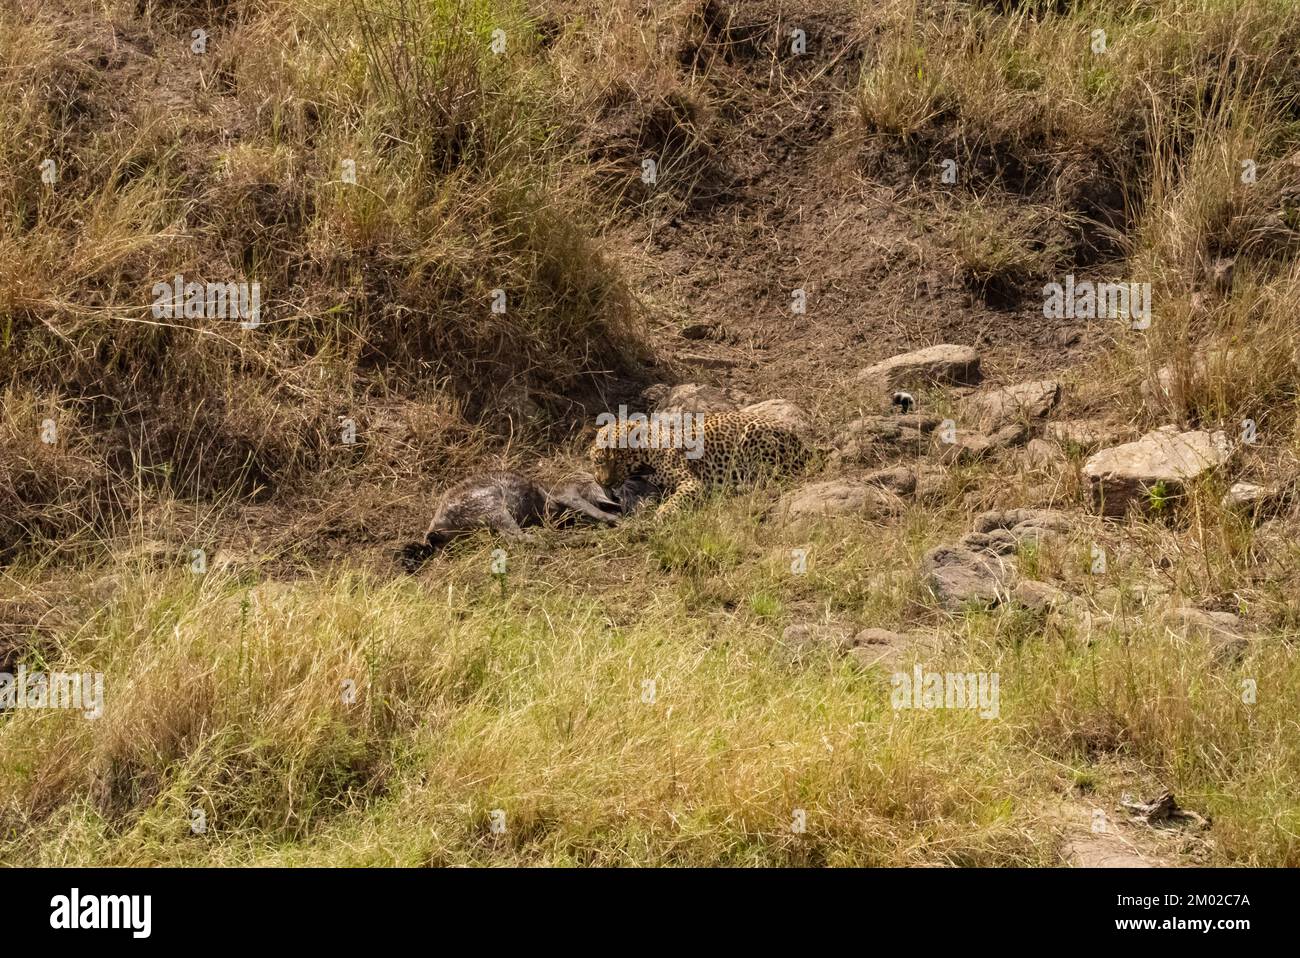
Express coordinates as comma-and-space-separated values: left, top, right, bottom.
2, 486, 1298, 866
2, 0, 1300, 867
0, 0, 646, 554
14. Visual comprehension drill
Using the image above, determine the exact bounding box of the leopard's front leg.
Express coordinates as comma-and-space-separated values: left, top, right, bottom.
653, 475, 703, 519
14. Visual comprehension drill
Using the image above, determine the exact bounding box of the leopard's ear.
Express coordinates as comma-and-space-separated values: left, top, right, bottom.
575, 418, 603, 449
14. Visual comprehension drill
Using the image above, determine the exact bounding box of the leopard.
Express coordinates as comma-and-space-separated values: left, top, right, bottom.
587, 409, 813, 518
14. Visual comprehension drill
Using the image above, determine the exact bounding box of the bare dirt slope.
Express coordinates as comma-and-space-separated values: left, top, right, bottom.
612, 0, 1089, 410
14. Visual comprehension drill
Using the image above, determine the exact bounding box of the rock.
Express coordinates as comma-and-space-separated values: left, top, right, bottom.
741, 398, 811, 434
922, 544, 1016, 611
973, 508, 1073, 537
832, 415, 939, 466
862, 465, 917, 497
913, 466, 951, 504
780, 624, 855, 662
856, 344, 982, 390
1046, 419, 1131, 453
1023, 438, 1067, 470
649, 383, 745, 415
960, 380, 1061, 432
960, 529, 1020, 556
1082, 426, 1232, 517
1223, 481, 1277, 513
1013, 580, 1074, 612
781, 478, 904, 518
662, 383, 742, 413
1165, 607, 1251, 662
847, 628, 937, 670
933, 423, 1027, 464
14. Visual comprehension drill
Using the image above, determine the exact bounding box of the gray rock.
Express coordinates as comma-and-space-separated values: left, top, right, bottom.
960, 529, 1020, 556
833, 414, 940, 465
973, 509, 1073, 542
1164, 607, 1251, 663
922, 544, 1016, 611
932, 423, 1028, 465
650, 383, 744, 416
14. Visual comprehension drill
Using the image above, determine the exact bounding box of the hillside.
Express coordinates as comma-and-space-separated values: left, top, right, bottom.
2, 0, 1300, 866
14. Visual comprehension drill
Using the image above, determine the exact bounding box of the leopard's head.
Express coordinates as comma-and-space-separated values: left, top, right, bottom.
588, 419, 649, 487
